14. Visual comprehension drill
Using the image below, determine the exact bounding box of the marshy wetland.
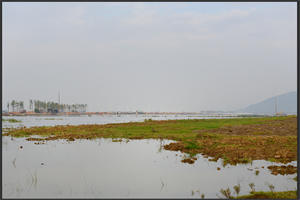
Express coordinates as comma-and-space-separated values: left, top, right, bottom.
2, 115, 297, 198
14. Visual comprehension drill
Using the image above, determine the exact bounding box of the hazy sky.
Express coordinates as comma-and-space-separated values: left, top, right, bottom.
3, 2, 297, 112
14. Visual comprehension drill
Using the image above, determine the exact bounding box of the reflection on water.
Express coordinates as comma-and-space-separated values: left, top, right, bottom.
2, 137, 296, 198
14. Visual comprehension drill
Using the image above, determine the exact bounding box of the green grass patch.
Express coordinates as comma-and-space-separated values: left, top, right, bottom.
184, 141, 201, 150
2, 118, 22, 123
236, 190, 297, 199
268, 158, 277, 163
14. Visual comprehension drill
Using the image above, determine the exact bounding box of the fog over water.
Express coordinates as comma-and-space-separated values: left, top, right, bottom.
3, 2, 297, 112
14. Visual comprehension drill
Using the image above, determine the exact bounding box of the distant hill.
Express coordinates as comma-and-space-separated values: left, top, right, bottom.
237, 91, 297, 115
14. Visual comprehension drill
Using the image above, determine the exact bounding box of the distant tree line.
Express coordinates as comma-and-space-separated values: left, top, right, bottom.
7, 99, 87, 113
32, 100, 87, 113
7, 100, 25, 112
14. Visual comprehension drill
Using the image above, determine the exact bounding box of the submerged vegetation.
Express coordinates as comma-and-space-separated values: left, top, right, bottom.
267, 165, 297, 175
2, 118, 22, 123
293, 176, 297, 182
233, 184, 241, 196
43, 118, 63, 120
219, 187, 233, 198
3, 116, 297, 165
219, 184, 296, 199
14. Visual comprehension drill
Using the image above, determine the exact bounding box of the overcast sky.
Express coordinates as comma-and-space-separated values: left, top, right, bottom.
3, 2, 297, 112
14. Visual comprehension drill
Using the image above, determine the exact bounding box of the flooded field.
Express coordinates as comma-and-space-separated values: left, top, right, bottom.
2, 115, 297, 198
2, 137, 297, 198
2, 114, 241, 129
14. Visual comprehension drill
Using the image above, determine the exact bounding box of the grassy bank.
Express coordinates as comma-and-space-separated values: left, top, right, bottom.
3, 116, 297, 165
236, 190, 297, 199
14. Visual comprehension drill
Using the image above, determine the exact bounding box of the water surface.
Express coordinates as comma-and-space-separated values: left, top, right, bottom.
2, 137, 297, 198
2, 114, 244, 129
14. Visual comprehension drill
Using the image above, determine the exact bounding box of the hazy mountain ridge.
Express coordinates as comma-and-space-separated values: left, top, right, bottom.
238, 91, 297, 115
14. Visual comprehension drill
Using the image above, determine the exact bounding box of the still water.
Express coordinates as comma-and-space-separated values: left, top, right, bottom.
2, 114, 241, 129
2, 115, 297, 198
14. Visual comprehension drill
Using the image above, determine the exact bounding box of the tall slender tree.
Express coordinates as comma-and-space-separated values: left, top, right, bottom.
11, 100, 15, 112
20, 101, 24, 111
29, 100, 33, 111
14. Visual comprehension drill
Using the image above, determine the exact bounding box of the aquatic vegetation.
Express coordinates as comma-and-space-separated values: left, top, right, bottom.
157, 140, 164, 153
3, 116, 297, 165
191, 190, 201, 197
44, 118, 63, 120
255, 170, 260, 176
34, 142, 45, 145
160, 178, 165, 191
112, 139, 122, 142
267, 165, 297, 175
217, 184, 288, 199
233, 184, 241, 196
235, 190, 296, 199
144, 118, 153, 122
268, 184, 275, 193
2, 118, 22, 123
219, 187, 233, 198
181, 157, 196, 164
249, 183, 255, 193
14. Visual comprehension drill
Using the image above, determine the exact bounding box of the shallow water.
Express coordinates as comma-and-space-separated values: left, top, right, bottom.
2, 114, 243, 129
2, 137, 297, 198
